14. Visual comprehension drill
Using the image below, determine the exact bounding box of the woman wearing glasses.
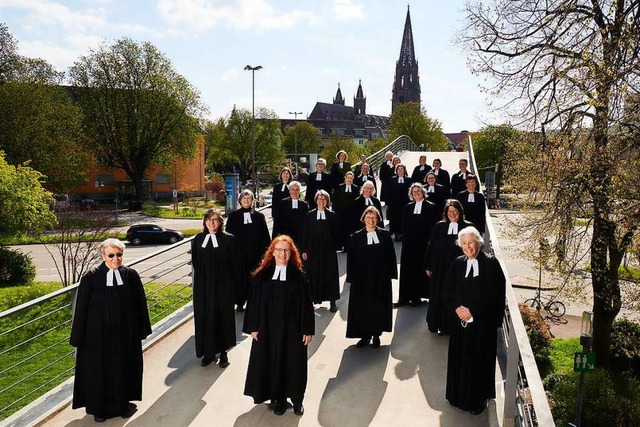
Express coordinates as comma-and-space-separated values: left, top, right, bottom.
70, 238, 151, 423
244, 235, 315, 416
191, 209, 243, 368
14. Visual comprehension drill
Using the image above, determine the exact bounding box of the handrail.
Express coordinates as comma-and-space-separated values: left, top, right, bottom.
351, 134, 419, 173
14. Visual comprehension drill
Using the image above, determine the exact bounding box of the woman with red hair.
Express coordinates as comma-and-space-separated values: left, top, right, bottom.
243, 235, 315, 416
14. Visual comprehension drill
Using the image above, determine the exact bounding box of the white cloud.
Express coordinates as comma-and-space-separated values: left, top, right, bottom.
220, 68, 240, 82
332, 0, 364, 20
156, 0, 317, 33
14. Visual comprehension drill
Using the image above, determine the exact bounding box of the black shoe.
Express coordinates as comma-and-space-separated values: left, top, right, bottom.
393, 300, 407, 308
219, 354, 229, 368
293, 402, 304, 416
273, 400, 287, 416
372, 336, 381, 349
121, 402, 137, 418
356, 337, 371, 348
201, 357, 215, 367
330, 301, 337, 312
94, 416, 106, 423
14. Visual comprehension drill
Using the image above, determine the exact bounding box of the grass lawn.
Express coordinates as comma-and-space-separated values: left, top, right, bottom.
0, 281, 192, 420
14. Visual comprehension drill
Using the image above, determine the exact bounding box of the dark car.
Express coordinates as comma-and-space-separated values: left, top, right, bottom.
126, 224, 184, 246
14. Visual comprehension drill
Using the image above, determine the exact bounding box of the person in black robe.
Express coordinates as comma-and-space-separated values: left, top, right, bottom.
432, 158, 451, 194
386, 163, 411, 241
450, 158, 471, 197
445, 226, 505, 415
332, 171, 359, 251
305, 158, 332, 209
351, 180, 384, 234
353, 154, 370, 178
243, 235, 315, 416
424, 199, 474, 335
354, 162, 376, 193
226, 189, 271, 311
191, 209, 241, 368
456, 174, 487, 235
274, 180, 308, 246
425, 172, 448, 215
378, 151, 395, 203
329, 150, 352, 189
411, 154, 432, 184
396, 184, 438, 307
300, 190, 341, 311
70, 238, 151, 423
271, 167, 292, 238
346, 206, 397, 348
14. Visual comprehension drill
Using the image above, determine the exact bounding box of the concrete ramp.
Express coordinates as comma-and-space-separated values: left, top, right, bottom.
398, 151, 469, 178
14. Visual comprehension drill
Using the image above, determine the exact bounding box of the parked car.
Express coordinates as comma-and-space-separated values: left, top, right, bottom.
244, 179, 266, 188
126, 224, 184, 245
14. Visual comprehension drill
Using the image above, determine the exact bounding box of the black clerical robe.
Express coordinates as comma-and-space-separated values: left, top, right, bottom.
351, 195, 384, 234
271, 181, 290, 237
332, 183, 359, 249
330, 161, 352, 188
424, 220, 474, 334
346, 227, 397, 338
432, 168, 451, 193
70, 263, 151, 419
425, 183, 448, 217
191, 231, 241, 359
300, 209, 341, 303
353, 174, 376, 193
243, 266, 315, 404
456, 190, 487, 235
305, 171, 332, 209
411, 164, 432, 184
386, 175, 411, 235
445, 251, 505, 412
450, 170, 469, 197
379, 160, 394, 202
226, 207, 271, 306
275, 197, 309, 245
399, 200, 438, 302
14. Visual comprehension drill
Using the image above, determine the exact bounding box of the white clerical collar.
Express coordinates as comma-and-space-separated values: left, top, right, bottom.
106, 268, 123, 287
243, 212, 252, 224
364, 197, 372, 206
201, 233, 219, 248
339, 162, 344, 168
282, 183, 288, 191
317, 210, 326, 220
427, 185, 435, 193
460, 171, 467, 178
468, 192, 475, 202
386, 160, 392, 166
466, 258, 479, 278
420, 165, 425, 171
413, 200, 423, 214
345, 185, 352, 193
398, 176, 404, 183
366, 231, 380, 245
272, 265, 287, 281
447, 222, 459, 235
434, 169, 439, 175
362, 175, 368, 181
316, 173, 322, 181
292, 199, 299, 209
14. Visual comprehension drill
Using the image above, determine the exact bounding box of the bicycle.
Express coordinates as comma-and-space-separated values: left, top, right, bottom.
523, 292, 566, 319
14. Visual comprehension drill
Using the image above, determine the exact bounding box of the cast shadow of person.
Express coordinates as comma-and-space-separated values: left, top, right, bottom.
317, 345, 390, 427
125, 335, 224, 426
233, 403, 302, 427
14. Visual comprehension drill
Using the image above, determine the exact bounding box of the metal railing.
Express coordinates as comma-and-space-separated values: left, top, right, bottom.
351, 134, 419, 174
0, 238, 194, 421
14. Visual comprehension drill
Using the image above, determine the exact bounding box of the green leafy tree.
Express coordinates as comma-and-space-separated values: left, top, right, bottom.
461, 0, 640, 366
282, 121, 323, 156
320, 136, 359, 167
206, 107, 283, 181
69, 37, 206, 204
388, 102, 448, 151
472, 124, 521, 197
0, 151, 55, 234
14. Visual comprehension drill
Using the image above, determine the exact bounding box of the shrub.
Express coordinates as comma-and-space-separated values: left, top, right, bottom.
142, 204, 162, 217
519, 303, 553, 374
610, 318, 640, 379
0, 246, 36, 287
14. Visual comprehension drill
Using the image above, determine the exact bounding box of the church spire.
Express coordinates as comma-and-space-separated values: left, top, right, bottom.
354, 79, 366, 116
391, 5, 421, 112
333, 82, 345, 106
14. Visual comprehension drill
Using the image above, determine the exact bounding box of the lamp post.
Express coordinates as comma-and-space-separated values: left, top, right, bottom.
288, 111, 303, 177
244, 65, 262, 205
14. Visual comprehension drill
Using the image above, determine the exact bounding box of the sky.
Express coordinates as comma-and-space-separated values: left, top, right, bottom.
0, 0, 496, 132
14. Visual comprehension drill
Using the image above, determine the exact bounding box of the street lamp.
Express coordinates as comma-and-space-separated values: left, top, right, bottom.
244, 64, 262, 205
288, 111, 303, 177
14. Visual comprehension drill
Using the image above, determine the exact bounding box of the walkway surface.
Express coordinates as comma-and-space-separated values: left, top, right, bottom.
7, 151, 581, 427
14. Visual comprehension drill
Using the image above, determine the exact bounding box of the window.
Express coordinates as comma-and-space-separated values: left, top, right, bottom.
96, 174, 114, 184
155, 174, 172, 184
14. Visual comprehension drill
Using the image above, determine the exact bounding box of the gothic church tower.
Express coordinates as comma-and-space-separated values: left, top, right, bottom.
354, 79, 366, 116
391, 6, 421, 112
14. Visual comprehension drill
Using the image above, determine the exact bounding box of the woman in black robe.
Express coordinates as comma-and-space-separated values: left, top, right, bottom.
271, 167, 292, 238
243, 235, 315, 416
332, 171, 359, 251
378, 151, 394, 203
351, 180, 384, 234
346, 206, 397, 348
424, 199, 474, 335
395, 183, 438, 307
70, 238, 151, 423
329, 150, 352, 189
424, 171, 448, 215
386, 163, 411, 241
300, 190, 341, 312
191, 209, 242, 368
431, 158, 451, 194
274, 180, 308, 245
353, 162, 376, 192
445, 226, 505, 415
456, 174, 487, 235
226, 189, 271, 312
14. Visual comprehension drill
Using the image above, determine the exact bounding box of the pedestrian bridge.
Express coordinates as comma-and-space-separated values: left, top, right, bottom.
1, 136, 552, 426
